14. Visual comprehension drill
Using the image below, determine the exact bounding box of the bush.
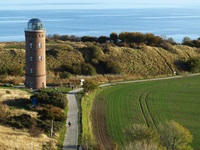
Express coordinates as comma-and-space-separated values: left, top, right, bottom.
5, 114, 36, 129
31, 91, 67, 109
59, 71, 71, 79
82, 80, 98, 92
0, 104, 10, 124
37, 119, 64, 133
186, 57, 200, 72
28, 126, 43, 137
37, 105, 66, 121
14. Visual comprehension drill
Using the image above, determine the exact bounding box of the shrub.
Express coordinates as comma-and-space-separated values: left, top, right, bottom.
31, 91, 67, 109
5, 114, 36, 129
6, 90, 11, 94
158, 121, 193, 150
81, 63, 97, 75
37, 119, 64, 133
59, 71, 71, 79
37, 105, 66, 121
186, 57, 200, 72
28, 126, 43, 137
110, 32, 118, 44
82, 80, 98, 92
0, 104, 10, 124
106, 61, 122, 74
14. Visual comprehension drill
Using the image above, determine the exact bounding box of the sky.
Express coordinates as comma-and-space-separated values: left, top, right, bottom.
1, 0, 200, 10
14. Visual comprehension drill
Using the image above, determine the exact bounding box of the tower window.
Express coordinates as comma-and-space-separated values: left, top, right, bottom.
29, 43, 33, 48
30, 82, 33, 88
30, 56, 33, 61
39, 43, 42, 48
30, 68, 33, 73
38, 56, 42, 61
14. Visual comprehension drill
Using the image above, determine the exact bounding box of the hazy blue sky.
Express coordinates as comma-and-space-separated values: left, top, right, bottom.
1, 0, 200, 10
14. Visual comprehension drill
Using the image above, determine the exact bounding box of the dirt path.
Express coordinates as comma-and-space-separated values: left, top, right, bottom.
92, 97, 114, 150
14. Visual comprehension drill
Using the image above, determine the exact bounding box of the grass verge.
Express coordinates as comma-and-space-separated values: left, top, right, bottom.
81, 90, 97, 148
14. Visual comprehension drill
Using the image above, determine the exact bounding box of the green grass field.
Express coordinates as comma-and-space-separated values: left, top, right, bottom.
95, 75, 200, 149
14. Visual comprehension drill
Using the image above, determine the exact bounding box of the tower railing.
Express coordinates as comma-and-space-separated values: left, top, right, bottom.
24, 28, 46, 32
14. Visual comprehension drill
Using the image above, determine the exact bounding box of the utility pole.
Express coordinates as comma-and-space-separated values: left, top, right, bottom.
50, 120, 54, 138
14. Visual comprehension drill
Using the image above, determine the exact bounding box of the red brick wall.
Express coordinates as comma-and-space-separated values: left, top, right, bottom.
25, 30, 46, 89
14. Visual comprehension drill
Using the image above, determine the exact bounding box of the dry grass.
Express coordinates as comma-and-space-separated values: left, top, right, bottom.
0, 89, 37, 117
0, 89, 30, 101
0, 76, 25, 85
0, 125, 54, 150
0, 89, 57, 150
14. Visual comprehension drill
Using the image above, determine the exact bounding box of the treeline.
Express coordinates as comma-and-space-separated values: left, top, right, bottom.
47, 32, 200, 49
182, 37, 200, 47
46, 32, 177, 49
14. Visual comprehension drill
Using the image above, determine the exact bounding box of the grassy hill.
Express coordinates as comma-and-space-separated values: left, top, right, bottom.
0, 88, 54, 149
0, 41, 200, 85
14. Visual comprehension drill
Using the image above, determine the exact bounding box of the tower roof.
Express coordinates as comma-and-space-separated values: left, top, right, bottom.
26, 18, 45, 31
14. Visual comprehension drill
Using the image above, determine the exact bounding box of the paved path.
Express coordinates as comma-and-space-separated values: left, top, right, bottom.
62, 88, 83, 150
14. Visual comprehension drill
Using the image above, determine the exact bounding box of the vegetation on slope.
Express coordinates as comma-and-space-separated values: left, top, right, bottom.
1, 33, 200, 85
0, 88, 68, 150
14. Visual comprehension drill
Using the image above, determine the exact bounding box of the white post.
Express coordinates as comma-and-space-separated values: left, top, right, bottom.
50, 120, 54, 138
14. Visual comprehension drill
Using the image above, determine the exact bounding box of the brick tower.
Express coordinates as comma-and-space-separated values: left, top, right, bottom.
24, 18, 46, 89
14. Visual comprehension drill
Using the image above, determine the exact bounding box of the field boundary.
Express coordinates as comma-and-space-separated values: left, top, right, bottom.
92, 97, 114, 149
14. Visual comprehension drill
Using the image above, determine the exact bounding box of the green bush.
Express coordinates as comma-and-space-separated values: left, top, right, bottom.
82, 80, 98, 92
5, 114, 36, 129
37, 105, 66, 121
186, 57, 200, 72
31, 91, 67, 109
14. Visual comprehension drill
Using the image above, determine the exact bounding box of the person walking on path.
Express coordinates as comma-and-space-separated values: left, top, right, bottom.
68, 121, 71, 127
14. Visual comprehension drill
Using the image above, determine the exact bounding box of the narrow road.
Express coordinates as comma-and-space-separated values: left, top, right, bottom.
100, 73, 200, 87
62, 88, 83, 150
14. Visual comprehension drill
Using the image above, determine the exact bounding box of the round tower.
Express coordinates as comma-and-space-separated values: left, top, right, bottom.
25, 18, 46, 89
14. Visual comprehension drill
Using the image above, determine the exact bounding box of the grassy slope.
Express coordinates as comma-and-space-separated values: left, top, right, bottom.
0, 88, 54, 149
1, 42, 200, 80
95, 75, 200, 149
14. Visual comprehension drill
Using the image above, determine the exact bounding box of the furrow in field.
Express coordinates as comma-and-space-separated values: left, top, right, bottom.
92, 97, 114, 150
144, 91, 157, 129
138, 91, 150, 127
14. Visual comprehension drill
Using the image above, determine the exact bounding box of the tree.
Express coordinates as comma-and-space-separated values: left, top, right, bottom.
157, 120, 193, 150
182, 37, 191, 44
110, 32, 118, 44
186, 57, 200, 72
82, 44, 104, 64
124, 124, 162, 150
98, 36, 108, 43
125, 140, 163, 150
124, 124, 159, 143
119, 32, 128, 43
82, 80, 98, 92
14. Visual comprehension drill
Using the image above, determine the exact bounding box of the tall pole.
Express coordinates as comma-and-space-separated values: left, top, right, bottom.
50, 120, 54, 138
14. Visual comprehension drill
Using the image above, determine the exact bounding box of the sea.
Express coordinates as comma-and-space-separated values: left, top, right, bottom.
1, 8, 200, 43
